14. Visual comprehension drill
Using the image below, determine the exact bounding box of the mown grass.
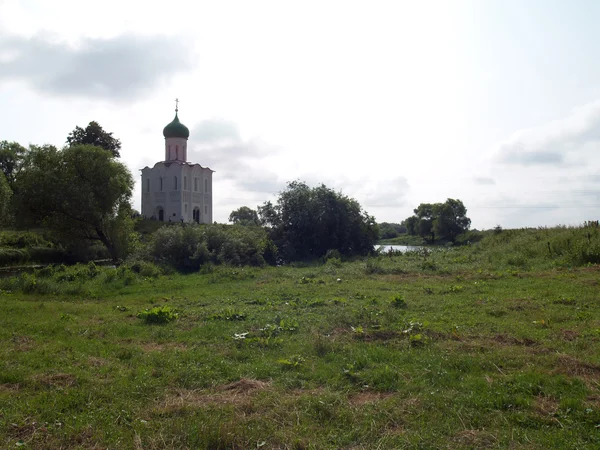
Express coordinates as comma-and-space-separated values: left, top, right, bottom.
1, 227, 600, 448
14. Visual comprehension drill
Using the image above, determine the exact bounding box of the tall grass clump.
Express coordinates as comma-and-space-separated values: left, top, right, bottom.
473, 223, 600, 269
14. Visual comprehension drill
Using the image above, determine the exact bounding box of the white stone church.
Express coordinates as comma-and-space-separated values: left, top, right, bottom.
140, 105, 214, 223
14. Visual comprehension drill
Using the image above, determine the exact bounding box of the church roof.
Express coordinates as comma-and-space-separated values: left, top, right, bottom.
163, 112, 190, 139
141, 160, 215, 172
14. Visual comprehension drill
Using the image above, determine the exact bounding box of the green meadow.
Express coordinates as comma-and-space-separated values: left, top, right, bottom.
1, 227, 600, 449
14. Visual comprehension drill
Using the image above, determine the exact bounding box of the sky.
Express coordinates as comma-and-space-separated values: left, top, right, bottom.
1, 0, 600, 229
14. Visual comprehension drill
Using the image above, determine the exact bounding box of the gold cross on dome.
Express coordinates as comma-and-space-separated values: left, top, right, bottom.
175, 98, 179, 112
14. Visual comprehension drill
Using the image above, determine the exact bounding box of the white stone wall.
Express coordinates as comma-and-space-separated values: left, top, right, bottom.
141, 162, 213, 223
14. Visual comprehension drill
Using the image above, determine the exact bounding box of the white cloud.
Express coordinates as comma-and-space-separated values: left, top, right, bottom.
496, 100, 600, 167
0, 32, 194, 100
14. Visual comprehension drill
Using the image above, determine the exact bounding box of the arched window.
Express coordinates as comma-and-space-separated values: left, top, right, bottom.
174, 176, 178, 190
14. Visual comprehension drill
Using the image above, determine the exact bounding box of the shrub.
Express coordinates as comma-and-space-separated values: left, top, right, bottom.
127, 260, 162, 278
137, 305, 178, 324
141, 224, 276, 271
390, 294, 407, 308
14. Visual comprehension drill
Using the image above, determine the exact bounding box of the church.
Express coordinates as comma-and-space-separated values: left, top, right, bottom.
140, 103, 214, 223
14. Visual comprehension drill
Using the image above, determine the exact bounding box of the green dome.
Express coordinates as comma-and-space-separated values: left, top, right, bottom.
163, 113, 190, 139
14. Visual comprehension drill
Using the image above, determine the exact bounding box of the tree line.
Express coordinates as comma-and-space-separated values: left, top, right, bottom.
2, 120, 472, 269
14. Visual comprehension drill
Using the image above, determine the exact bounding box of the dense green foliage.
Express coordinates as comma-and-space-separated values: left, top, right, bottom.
139, 223, 276, 271
405, 198, 471, 242
378, 222, 407, 239
0, 171, 11, 226
228, 206, 260, 226
0, 226, 599, 448
66, 121, 122, 158
15, 144, 134, 261
258, 181, 379, 261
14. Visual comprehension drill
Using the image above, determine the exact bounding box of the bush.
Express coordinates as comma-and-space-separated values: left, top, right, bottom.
390, 294, 407, 308
137, 305, 178, 324
140, 224, 276, 271
127, 260, 163, 278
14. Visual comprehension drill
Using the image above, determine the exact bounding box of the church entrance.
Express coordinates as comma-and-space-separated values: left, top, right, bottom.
193, 207, 200, 224
157, 207, 164, 222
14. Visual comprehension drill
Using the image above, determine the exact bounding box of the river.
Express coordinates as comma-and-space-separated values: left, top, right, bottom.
376, 244, 422, 253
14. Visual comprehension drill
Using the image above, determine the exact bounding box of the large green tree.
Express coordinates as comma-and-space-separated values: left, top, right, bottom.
229, 206, 260, 226
15, 144, 134, 261
433, 198, 471, 242
405, 199, 471, 242
258, 181, 379, 261
66, 121, 122, 158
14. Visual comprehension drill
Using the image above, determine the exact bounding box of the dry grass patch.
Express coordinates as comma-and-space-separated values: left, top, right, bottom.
10, 334, 33, 351
157, 378, 271, 415
533, 395, 560, 416
32, 372, 77, 389
87, 356, 109, 367
348, 391, 394, 406
452, 429, 499, 448
139, 342, 187, 352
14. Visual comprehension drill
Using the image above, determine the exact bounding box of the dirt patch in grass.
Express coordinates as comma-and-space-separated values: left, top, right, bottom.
554, 354, 600, 378
33, 373, 78, 389
559, 329, 580, 341
0, 383, 20, 392
492, 333, 538, 347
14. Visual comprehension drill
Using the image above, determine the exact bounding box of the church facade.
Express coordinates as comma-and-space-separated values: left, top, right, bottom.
140, 106, 214, 223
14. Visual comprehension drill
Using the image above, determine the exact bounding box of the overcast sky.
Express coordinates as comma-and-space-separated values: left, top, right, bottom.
1, 0, 600, 229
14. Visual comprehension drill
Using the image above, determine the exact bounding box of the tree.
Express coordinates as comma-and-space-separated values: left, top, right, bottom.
258, 181, 379, 261
66, 121, 122, 157
405, 199, 471, 243
0, 171, 11, 226
15, 144, 134, 261
0, 140, 27, 188
229, 206, 260, 226
433, 199, 471, 242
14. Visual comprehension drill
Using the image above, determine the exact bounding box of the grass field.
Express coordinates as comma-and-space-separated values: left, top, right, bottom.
1, 229, 600, 449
